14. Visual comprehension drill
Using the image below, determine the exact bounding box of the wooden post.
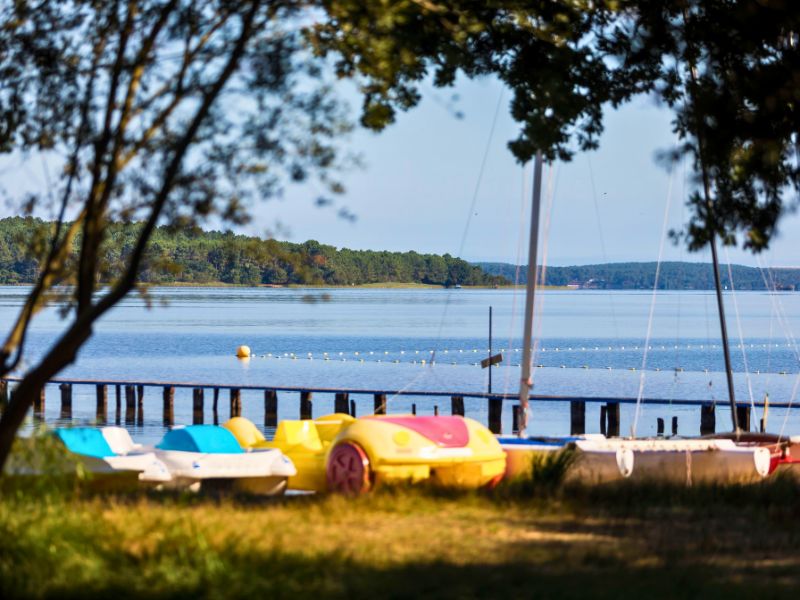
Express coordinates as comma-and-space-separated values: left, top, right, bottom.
570, 400, 585, 435
736, 405, 751, 433
33, 386, 45, 420
0, 379, 8, 413
264, 390, 278, 427
671, 416, 678, 436
606, 402, 620, 437
125, 385, 136, 424
760, 417, 766, 434
512, 404, 522, 434
411, 403, 416, 415
657, 417, 665, 436
96, 384, 108, 424
137, 385, 145, 425
700, 403, 716, 435
349, 398, 356, 417
115, 384, 121, 425
213, 387, 220, 425
600, 405, 607, 436
192, 388, 204, 425
59, 383, 72, 420
334, 392, 349, 414
300, 391, 312, 419
434, 405, 439, 416
451, 395, 465, 416
488, 397, 502, 434
373, 393, 387, 415
230, 388, 242, 418
163, 386, 174, 425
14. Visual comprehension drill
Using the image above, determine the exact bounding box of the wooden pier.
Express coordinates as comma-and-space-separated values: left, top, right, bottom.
0, 376, 775, 435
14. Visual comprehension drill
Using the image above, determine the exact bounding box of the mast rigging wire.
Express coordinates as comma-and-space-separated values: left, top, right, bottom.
630, 163, 675, 437
755, 255, 800, 439
428, 88, 505, 370
501, 163, 531, 399
586, 155, 620, 342
724, 247, 759, 431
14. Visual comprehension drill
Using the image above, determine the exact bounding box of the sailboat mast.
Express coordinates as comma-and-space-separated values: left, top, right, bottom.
518, 151, 544, 434
709, 233, 740, 432
680, 6, 739, 434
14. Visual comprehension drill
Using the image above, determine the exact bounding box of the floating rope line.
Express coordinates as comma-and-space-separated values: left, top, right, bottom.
252, 352, 799, 375
259, 341, 797, 360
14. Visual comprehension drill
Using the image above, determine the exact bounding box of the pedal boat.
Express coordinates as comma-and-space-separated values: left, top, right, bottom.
224, 413, 506, 494
154, 425, 296, 495
8, 427, 174, 489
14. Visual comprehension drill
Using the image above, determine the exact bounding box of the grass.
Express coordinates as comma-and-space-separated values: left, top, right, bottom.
3, 473, 800, 599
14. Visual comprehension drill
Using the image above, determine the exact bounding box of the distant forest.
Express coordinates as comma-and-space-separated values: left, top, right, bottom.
1, 218, 796, 290
476, 261, 800, 291
0, 218, 506, 287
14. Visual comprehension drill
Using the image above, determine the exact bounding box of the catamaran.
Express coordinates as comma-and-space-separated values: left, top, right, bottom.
502, 151, 794, 484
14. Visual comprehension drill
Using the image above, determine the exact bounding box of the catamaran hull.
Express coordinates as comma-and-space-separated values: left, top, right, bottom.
584, 439, 772, 484
501, 439, 633, 483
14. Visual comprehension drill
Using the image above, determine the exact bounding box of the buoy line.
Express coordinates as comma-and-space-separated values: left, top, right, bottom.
241, 341, 799, 360
239, 351, 798, 376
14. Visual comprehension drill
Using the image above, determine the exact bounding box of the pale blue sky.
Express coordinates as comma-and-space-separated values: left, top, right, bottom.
2, 75, 798, 268
248, 75, 800, 269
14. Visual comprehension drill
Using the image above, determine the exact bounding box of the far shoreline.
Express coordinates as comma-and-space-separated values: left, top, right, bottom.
0, 281, 574, 290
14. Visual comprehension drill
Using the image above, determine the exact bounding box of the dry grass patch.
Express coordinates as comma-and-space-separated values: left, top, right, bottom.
3, 480, 800, 598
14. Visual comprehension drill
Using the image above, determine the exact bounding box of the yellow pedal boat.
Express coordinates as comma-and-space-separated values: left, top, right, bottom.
224, 413, 506, 494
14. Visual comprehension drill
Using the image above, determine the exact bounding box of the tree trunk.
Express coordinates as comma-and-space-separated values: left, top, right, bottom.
0, 324, 91, 471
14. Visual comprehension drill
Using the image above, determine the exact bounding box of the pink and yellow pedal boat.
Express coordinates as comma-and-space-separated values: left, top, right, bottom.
224, 413, 506, 494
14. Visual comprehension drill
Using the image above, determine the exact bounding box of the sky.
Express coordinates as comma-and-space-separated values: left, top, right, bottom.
239, 75, 800, 269
2, 75, 799, 269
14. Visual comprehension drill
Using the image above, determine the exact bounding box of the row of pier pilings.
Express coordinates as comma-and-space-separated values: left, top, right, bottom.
0, 379, 758, 435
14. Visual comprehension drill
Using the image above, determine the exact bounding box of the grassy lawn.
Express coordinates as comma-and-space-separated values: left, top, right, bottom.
3, 476, 800, 599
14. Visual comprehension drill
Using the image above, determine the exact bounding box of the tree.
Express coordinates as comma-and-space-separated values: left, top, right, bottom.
315, 1, 800, 250
0, 0, 350, 467
601, 1, 800, 251
311, 1, 620, 163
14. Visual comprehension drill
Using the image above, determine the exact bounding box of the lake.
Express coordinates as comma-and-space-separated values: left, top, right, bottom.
4, 286, 800, 443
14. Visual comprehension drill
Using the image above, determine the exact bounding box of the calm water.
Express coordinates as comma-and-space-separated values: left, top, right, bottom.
5, 286, 800, 442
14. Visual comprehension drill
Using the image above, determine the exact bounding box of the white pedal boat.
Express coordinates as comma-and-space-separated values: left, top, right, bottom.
49, 427, 172, 485
153, 425, 297, 495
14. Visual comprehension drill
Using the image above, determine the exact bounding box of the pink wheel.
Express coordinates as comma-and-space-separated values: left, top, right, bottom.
484, 473, 504, 490
327, 442, 372, 495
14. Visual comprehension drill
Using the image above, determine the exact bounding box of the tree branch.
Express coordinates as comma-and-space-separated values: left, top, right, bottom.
0, 0, 263, 472
77, 0, 137, 315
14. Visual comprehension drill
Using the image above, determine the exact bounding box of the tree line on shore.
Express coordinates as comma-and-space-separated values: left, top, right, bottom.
3, 218, 795, 290
0, 218, 507, 287
477, 261, 800, 291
